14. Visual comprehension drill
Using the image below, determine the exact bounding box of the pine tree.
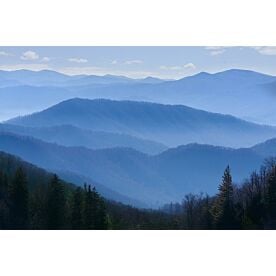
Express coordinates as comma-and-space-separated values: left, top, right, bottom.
93, 188, 108, 229
83, 185, 108, 229
0, 171, 9, 229
0, 170, 8, 200
9, 167, 29, 229
83, 185, 96, 229
71, 187, 84, 229
46, 175, 66, 229
212, 166, 236, 229
29, 185, 48, 229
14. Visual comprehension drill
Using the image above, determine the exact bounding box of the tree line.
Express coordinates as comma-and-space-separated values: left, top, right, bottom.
0, 169, 108, 229
163, 158, 276, 229
1, 155, 276, 229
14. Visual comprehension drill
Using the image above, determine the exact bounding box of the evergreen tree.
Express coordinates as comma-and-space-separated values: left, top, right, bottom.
9, 168, 29, 229
83, 185, 96, 229
71, 187, 84, 229
46, 175, 66, 229
0, 171, 9, 229
0, 170, 8, 200
241, 172, 264, 229
94, 188, 108, 229
83, 185, 108, 229
29, 185, 48, 229
200, 195, 213, 229
212, 166, 237, 229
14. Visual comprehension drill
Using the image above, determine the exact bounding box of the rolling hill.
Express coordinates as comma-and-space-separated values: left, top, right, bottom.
0, 132, 275, 206
60, 69, 276, 125
0, 69, 164, 87
0, 134, 141, 206
1, 69, 276, 125
8, 98, 276, 148
0, 123, 166, 154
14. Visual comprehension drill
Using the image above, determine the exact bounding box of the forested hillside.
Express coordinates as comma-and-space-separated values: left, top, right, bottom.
0, 151, 172, 229
1, 150, 276, 229
1, 132, 276, 206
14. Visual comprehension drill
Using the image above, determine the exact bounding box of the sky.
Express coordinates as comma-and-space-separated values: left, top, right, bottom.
1, 46, 276, 79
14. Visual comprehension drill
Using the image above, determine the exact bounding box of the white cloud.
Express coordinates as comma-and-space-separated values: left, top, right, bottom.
68, 57, 88, 63
0, 51, 13, 57
21, 51, 39, 60
205, 46, 226, 56
253, 46, 276, 55
124, 59, 143, 65
111, 60, 118, 64
41, 56, 50, 62
160, 63, 196, 71
183, 62, 196, 70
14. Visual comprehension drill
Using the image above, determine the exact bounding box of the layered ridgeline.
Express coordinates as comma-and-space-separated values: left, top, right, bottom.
0, 124, 166, 155
0, 131, 276, 206
0, 150, 174, 229
0, 70, 163, 120
1, 69, 276, 125
7, 98, 276, 148
0, 69, 164, 87
63, 69, 276, 125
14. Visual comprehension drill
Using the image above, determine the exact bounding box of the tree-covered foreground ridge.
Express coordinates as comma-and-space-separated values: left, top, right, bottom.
0, 151, 276, 230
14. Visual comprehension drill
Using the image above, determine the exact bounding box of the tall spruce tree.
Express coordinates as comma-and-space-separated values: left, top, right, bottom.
83, 185, 96, 229
0, 170, 9, 229
71, 187, 84, 229
212, 166, 237, 229
46, 175, 66, 229
93, 187, 108, 229
83, 185, 108, 229
0, 170, 8, 200
9, 167, 29, 229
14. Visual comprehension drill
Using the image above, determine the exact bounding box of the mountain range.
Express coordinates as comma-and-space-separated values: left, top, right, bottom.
0, 131, 275, 206
1, 69, 276, 207
1, 69, 276, 125
7, 98, 276, 148
0, 123, 166, 155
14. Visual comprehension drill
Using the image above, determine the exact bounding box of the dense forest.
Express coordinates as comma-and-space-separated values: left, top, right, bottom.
0, 151, 276, 230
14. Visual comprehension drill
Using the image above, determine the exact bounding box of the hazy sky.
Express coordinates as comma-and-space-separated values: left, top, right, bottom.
1, 46, 276, 79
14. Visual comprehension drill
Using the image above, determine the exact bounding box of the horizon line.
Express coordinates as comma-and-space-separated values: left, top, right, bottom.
0, 68, 275, 80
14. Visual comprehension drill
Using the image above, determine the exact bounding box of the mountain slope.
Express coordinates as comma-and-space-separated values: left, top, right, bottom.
1, 69, 276, 125
251, 138, 276, 157
8, 98, 276, 148
0, 123, 166, 154
65, 69, 276, 125
0, 133, 166, 205
0, 132, 275, 206
0, 133, 141, 206
0, 69, 165, 87
0, 69, 73, 86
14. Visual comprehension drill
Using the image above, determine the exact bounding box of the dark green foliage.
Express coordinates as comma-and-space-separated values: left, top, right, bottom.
71, 187, 84, 229
239, 172, 265, 229
84, 185, 108, 229
46, 175, 66, 229
2, 150, 276, 230
211, 166, 237, 229
0, 152, 111, 230
9, 168, 29, 229
265, 166, 276, 227
0, 170, 9, 229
